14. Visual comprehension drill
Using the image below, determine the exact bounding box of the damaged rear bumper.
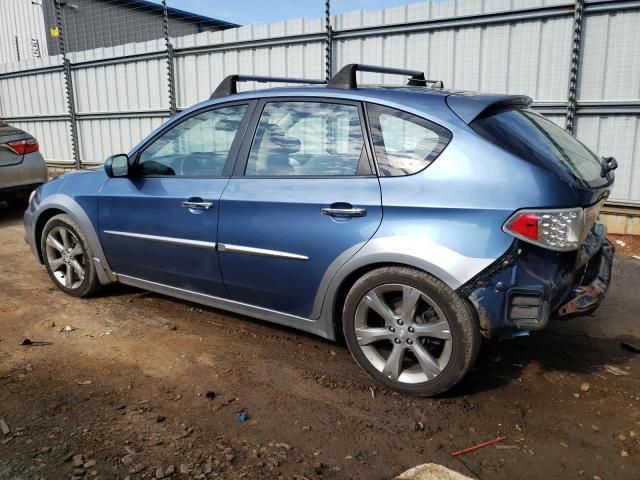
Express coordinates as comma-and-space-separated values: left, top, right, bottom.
460, 222, 614, 339
557, 240, 614, 317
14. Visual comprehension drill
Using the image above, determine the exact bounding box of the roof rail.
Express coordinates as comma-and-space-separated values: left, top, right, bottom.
210, 75, 326, 99
327, 64, 443, 89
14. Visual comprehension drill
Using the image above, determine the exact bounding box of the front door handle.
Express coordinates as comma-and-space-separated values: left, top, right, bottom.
321, 206, 367, 218
182, 199, 213, 210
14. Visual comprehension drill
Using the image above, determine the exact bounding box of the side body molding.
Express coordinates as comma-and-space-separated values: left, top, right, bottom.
33, 193, 117, 285
116, 274, 328, 338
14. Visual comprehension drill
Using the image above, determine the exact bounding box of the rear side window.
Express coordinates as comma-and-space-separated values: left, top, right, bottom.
367, 104, 452, 176
471, 108, 606, 187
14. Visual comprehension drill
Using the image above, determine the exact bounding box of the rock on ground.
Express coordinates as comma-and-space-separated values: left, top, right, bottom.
396, 463, 473, 480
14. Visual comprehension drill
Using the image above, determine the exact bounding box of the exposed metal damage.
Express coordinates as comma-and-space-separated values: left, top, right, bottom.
461, 223, 614, 339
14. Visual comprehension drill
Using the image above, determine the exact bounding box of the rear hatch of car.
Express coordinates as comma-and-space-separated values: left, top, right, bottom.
0, 121, 34, 168
449, 93, 612, 205
446, 95, 615, 332
447, 93, 613, 256
470, 106, 610, 188
472, 105, 612, 214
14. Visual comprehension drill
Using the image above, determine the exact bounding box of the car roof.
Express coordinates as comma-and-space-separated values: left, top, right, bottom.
203, 84, 451, 101
129, 83, 532, 158
191, 84, 531, 127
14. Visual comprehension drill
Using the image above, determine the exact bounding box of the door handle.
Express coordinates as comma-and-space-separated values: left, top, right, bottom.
182, 200, 213, 210
321, 207, 367, 218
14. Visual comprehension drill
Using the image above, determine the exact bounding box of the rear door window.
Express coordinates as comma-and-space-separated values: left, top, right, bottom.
471, 108, 607, 188
245, 101, 369, 176
367, 104, 452, 176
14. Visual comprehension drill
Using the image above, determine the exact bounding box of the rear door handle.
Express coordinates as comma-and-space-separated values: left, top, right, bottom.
182, 199, 213, 210
321, 207, 367, 218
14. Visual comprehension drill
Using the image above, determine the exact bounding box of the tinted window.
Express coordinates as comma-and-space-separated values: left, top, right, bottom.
245, 102, 367, 176
471, 108, 606, 187
367, 104, 451, 176
138, 104, 247, 176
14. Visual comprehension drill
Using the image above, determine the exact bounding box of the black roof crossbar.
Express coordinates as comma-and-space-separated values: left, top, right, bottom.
408, 78, 445, 88
327, 64, 443, 89
210, 75, 326, 99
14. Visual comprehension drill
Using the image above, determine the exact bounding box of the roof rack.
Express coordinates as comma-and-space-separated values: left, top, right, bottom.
327, 64, 443, 89
210, 75, 326, 99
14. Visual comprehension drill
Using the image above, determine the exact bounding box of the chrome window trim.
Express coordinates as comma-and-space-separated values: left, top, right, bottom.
218, 243, 309, 261
103, 230, 217, 250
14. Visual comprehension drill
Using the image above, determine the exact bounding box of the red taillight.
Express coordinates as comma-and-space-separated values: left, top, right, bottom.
6, 138, 39, 155
508, 213, 539, 241
503, 207, 585, 252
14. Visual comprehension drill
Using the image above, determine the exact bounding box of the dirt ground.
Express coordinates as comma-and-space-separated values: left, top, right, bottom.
1, 202, 639, 480
609, 234, 640, 259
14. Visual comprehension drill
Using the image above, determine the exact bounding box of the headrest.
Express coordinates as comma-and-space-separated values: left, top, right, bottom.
267, 125, 301, 154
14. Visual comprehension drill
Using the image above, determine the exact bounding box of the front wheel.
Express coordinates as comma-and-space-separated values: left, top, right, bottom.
342, 266, 480, 396
41, 213, 99, 297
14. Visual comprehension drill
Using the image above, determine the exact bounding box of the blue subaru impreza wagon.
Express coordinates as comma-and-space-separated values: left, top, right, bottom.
24, 64, 615, 396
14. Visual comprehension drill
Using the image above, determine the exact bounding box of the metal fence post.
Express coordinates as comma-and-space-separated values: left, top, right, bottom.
325, 0, 333, 82
54, 0, 80, 168
565, 0, 585, 134
162, 0, 177, 115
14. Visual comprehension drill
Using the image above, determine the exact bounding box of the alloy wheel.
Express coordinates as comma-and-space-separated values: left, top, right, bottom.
354, 284, 453, 384
45, 226, 86, 289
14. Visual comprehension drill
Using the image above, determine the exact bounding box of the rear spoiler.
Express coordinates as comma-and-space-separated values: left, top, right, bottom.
445, 94, 532, 124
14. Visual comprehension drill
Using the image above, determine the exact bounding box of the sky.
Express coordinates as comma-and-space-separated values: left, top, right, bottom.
161, 0, 427, 25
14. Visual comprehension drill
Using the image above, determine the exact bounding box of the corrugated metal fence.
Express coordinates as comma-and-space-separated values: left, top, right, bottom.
0, 0, 639, 204
0, 0, 49, 64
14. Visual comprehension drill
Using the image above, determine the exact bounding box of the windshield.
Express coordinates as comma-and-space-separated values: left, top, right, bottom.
471, 108, 607, 188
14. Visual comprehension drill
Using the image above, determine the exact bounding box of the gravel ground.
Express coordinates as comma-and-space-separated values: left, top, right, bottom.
1, 202, 639, 480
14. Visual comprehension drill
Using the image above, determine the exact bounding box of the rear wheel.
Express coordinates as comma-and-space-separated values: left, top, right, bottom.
342, 266, 480, 396
41, 214, 99, 297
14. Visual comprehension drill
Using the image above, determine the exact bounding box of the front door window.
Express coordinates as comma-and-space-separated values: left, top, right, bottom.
137, 104, 248, 177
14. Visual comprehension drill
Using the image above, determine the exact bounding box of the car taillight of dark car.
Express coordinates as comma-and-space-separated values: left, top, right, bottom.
5, 138, 39, 155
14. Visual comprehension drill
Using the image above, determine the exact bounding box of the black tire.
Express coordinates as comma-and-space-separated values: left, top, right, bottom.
41, 213, 99, 297
342, 266, 481, 397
